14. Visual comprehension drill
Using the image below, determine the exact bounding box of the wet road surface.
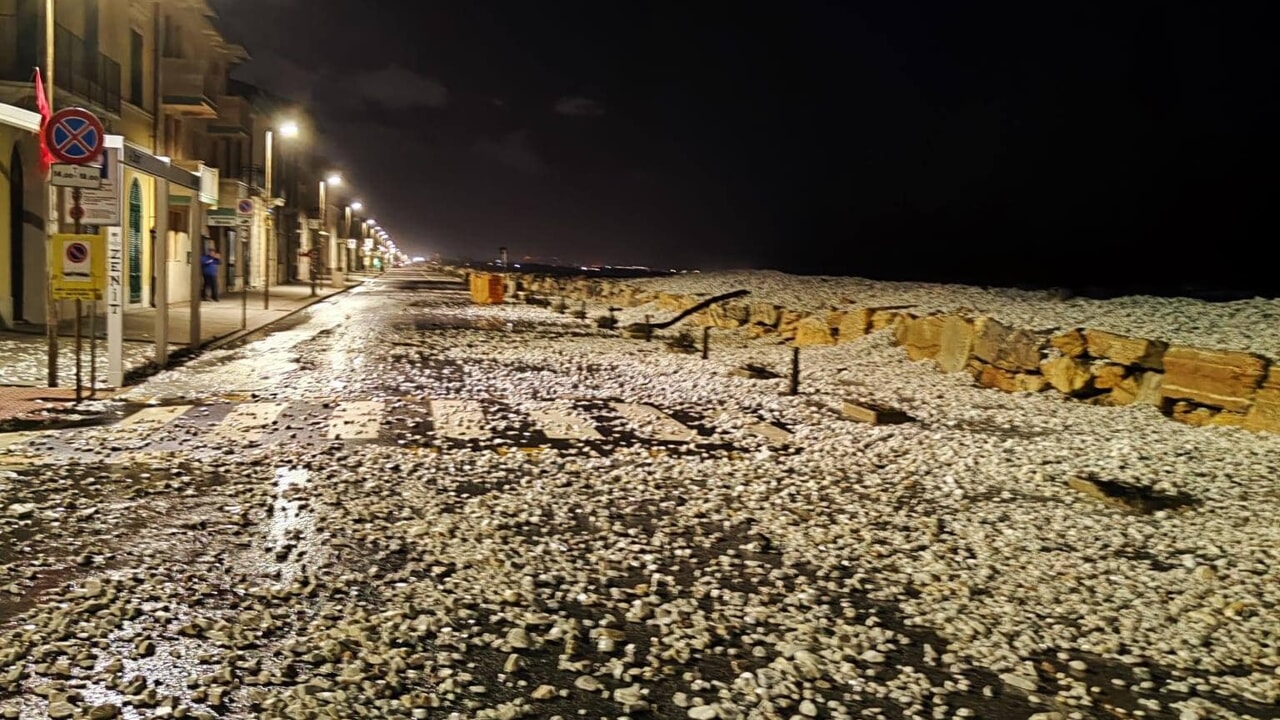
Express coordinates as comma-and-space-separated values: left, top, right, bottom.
1, 268, 1276, 720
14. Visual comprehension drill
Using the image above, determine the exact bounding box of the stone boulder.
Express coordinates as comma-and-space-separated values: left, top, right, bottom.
837, 310, 872, 343
1084, 330, 1167, 370
1160, 346, 1267, 413
793, 317, 836, 347
870, 309, 904, 331
749, 303, 781, 327
974, 363, 1049, 393
1041, 357, 1093, 395
1108, 371, 1163, 407
973, 318, 1044, 372
1244, 366, 1280, 433
936, 316, 975, 373
1050, 329, 1087, 358
777, 310, 806, 338
895, 315, 945, 361
1091, 363, 1127, 389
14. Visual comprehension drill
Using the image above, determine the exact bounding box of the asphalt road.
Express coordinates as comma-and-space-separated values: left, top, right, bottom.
0, 267, 1272, 720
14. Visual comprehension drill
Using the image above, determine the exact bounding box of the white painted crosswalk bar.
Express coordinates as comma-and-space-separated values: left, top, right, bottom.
0, 431, 50, 451
327, 401, 384, 439
527, 403, 603, 440
117, 405, 192, 429
747, 422, 792, 443
611, 402, 699, 442
210, 402, 287, 443
430, 399, 489, 439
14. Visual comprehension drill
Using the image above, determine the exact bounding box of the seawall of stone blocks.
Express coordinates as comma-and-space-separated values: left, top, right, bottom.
509, 273, 1280, 435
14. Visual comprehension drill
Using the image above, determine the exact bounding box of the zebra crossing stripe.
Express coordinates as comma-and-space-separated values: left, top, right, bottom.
117, 405, 192, 429
610, 402, 698, 442
527, 403, 603, 440
209, 402, 287, 443
747, 422, 791, 443
327, 401, 384, 439
429, 399, 488, 439
0, 431, 51, 451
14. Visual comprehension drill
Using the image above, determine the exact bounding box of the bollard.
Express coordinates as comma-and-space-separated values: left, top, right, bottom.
701, 326, 710, 359
788, 346, 800, 395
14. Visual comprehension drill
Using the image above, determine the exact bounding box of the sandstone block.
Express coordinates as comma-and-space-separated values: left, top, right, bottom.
1092, 363, 1127, 390
1161, 346, 1267, 413
777, 310, 806, 338
794, 317, 836, 347
749, 303, 781, 327
1041, 357, 1093, 395
841, 400, 912, 425
936, 316, 975, 373
896, 315, 945, 361
1084, 330, 1167, 370
1050, 329, 1087, 358
837, 309, 872, 343
870, 309, 903, 331
975, 363, 1049, 393
973, 318, 1044, 372
1244, 367, 1280, 434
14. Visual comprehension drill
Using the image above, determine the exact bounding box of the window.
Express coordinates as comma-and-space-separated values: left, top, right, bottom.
129, 30, 144, 105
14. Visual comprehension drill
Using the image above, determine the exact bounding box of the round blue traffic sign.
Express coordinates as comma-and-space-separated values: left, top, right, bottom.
237, 199, 254, 214
45, 108, 105, 164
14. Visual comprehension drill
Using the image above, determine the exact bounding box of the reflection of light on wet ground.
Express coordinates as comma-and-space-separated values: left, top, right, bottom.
265, 467, 316, 584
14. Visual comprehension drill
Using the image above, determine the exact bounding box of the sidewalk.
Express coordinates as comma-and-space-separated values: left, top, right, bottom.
1, 280, 361, 418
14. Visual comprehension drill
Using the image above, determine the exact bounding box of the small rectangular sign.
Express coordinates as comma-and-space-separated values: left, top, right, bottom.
51, 164, 102, 189
51, 233, 106, 300
207, 214, 238, 227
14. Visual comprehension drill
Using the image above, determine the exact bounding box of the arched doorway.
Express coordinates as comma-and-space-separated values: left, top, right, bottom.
8, 146, 23, 322
128, 179, 142, 303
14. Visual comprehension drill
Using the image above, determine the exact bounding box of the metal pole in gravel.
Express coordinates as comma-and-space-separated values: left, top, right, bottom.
788, 346, 800, 395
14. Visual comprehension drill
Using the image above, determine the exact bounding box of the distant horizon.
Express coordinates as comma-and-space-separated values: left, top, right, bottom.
448, 256, 1280, 301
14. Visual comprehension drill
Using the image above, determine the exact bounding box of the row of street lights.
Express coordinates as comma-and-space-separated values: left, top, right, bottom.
260, 120, 401, 303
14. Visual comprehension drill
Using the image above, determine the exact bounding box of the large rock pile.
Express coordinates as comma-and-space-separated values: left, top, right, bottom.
511, 273, 1280, 435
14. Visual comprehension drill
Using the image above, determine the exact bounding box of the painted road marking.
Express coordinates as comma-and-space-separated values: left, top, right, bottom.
117, 405, 192, 429
210, 402, 287, 443
0, 431, 52, 451
327, 401, 384, 439
747, 422, 792, 443
527, 403, 604, 440
611, 402, 699, 442
429, 399, 489, 439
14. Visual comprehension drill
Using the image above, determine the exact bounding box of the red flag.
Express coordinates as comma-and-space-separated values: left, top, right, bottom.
33, 67, 54, 177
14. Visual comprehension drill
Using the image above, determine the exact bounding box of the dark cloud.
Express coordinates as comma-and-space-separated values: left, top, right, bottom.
473, 131, 547, 175
345, 65, 449, 109
553, 96, 604, 117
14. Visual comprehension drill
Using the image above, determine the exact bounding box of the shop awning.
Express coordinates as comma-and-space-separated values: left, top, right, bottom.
0, 102, 41, 133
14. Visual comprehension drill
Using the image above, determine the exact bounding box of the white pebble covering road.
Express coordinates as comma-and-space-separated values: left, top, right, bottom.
627, 270, 1280, 359
2, 270, 1277, 720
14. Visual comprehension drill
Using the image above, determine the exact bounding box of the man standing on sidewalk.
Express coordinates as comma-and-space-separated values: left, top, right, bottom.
201, 242, 222, 302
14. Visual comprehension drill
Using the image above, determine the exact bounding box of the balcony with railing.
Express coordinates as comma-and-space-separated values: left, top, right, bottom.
161, 57, 217, 117
53, 25, 122, 115
0, 20, 121, 115
209, 94, 253, 134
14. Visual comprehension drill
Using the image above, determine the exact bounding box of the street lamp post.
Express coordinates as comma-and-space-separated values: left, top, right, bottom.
314, 173, 340, 296
263, 121, 298, 309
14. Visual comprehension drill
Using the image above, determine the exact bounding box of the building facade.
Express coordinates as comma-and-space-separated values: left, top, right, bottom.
0, 0, 251, 328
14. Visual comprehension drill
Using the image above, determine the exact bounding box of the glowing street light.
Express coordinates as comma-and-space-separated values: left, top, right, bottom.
279, 121, 300, 138
350, 201, 363, 211
326, 172, 342, 186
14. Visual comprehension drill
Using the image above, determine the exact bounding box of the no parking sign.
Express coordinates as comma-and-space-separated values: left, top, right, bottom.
51, 234, 106, 299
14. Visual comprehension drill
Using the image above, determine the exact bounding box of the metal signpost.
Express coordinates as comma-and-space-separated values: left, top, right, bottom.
45, 107, 105, 399
237, 198, 254, 330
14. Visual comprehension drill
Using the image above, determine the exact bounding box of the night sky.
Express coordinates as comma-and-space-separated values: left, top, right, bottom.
211, 2, 1280, 293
